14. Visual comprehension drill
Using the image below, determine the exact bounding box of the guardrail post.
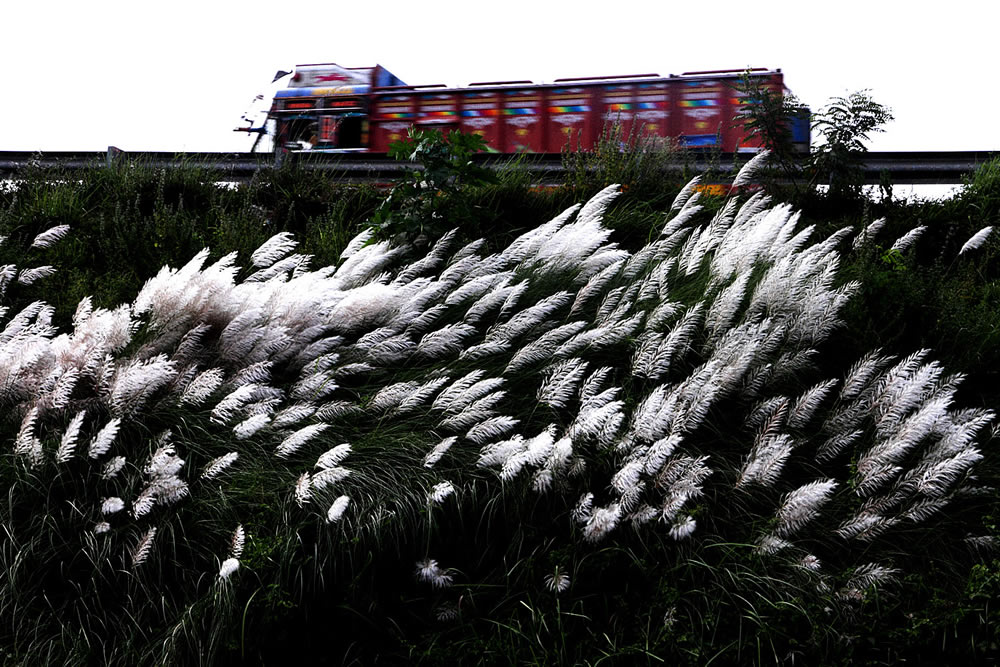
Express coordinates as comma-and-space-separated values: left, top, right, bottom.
106, 146, 123, 168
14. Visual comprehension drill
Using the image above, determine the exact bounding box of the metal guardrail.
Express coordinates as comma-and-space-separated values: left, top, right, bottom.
0, 148, 997, 185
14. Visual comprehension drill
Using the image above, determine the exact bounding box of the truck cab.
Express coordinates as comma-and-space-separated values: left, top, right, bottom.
267, 63, 406, 153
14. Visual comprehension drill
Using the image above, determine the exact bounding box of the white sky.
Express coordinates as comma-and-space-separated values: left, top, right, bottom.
3, 1, 998, 154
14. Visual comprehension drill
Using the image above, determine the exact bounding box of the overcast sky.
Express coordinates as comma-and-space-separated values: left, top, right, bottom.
3, 1, 998, 155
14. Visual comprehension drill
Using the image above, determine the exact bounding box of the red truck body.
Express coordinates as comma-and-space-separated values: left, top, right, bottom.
257, 63, 799, 154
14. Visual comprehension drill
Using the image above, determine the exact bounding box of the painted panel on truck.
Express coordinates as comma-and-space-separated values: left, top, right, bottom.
371, 93, 417, 151
634, 81, 672, 140
502, 89, 543, 152
727, 73, 785, 152
460, 90, 502, 150
599, 83, 637, 140
417, 92, 459, 133
678, 79, 725, 148
546, 87, 593, 152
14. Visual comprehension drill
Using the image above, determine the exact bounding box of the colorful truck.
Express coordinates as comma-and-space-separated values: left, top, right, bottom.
236, 63, 808, 155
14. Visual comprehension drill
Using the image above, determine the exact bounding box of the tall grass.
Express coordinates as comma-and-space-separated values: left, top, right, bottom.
0, 156, 995, 663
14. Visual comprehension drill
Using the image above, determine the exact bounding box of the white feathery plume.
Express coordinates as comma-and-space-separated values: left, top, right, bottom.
330, 283, 404, 332
477, 434, 525, 469
131, 488, 156, 519
642, 434, 683, 475
101, 456, 127, 479
439, 391, 507, 431
393, 375, 451, 415
466, 416, 519, 445
628, 504, 660, 527
340, 228, 374, 259
787, 379, 838, 430
271, 403, 317, 429
581, 502, 621, 542
841, 563, 899, 600
756, 534, 793, 555
394, 229, 457, 284
579, 366, 614, 405
428, 481, 455, 504
244, 253, 310, 282
30, 224, 71, 249
101, 497, 125, 515
889, 225, 926, 253
487, 291, 572, 344
131, 527, 157, 567
545, 569, 571, 593
17, 266, 57, 285
424, 436, 457, 468
733, 191, 772, 228
840, 350, 894, 401
88, 418, 122, 458
211, 383, 262, 424
914, 448, 984, 498
369, 381, 420, 413
444, 271, 510, 306
836, 513, 900, 542
142, 443, 189, 506
326, 495, 351, 522
774, 479, 838, 537
815, 429, 863, 464
55, 410, 86, 463
537, 358, 588, 409
110, 355, 177, 416
610, 461, 642, 499
505, 321, 588, 375
901, 497, 950, 523
570, 493, 595, 527
736, 433, 793, 489
276, 423, 330, 459
250, 232, 298, 268
705, 272, 750, 339
959, 226, 993, 255
404, 304, 447, 336
179, 368, 225, 406
294, 472, 312, 506
230, 361, 273, 388
316, 443, 352, 469
458, 339, 510, 362
72, 294, 93, 327
464, 279, 520, 323
415, 559, 454, 588
431, 370, 487, 412
313, 400, 362, 421
218, 558, 240, 580
0, 263, 15, 296
233, 414, 270, 439
646, 299, 683, 332
333, 363, 374, 379
668, 515, 697, 540
311, 466, 352, 491
291, 369, 339, 402
732, 150, 771, 188
366, 334, 416, 366
93, 522, 111, 535
201, 452, 239, 480
229, 525, 245, 559
45, 368, 79, 411
670, 176, 702, 212
570, 258, 625, 316
852, 218, 886, 249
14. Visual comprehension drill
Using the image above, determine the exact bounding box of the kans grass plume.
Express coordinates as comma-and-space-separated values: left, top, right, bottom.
0, 178, 994, 664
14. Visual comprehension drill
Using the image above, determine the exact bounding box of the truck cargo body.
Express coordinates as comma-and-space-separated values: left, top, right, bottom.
264, 64, 806, 154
